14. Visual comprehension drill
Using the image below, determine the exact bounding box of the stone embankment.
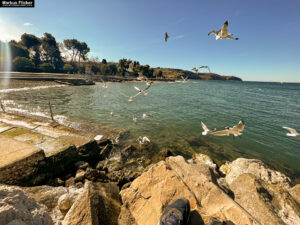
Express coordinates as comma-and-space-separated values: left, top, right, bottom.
0, 113, 299, 224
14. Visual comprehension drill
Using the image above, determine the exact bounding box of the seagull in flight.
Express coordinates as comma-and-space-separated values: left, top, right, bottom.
208, 21, 239, 40
137, 136, 151, 145
134, 81, 152, 96
283, 127, 300, 137
199, 66, 211, 73
181, 76, 189, 83
120, 92, 140, 102
201, 122, 216, 135
192, 67, 199, 73
211, 120, 245, 136
165, 32, 170, 42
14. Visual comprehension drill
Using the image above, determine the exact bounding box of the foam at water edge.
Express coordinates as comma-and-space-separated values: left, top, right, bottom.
0, 84, 66, 93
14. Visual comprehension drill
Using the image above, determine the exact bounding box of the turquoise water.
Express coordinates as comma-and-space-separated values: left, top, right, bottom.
3, 81, 300, 180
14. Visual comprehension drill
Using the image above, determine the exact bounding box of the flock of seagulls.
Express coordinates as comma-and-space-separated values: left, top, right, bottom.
165, 20, 238, 43
98, 20, 299, 146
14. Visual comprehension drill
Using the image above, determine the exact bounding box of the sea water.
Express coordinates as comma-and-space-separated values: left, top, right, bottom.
2, 80, 300, 180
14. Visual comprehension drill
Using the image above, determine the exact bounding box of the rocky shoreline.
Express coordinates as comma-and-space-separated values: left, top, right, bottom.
0, 91, 299, 224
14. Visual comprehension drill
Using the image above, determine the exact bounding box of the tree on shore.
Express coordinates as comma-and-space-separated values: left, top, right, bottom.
20, 33, 41, 69
9, 41, 29, 59
40, 33, 63, 71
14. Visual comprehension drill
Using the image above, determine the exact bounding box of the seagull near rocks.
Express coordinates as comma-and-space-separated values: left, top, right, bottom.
120, 92, 140, 102
211, 120, 245, 136
208, 21, 239, 40
283, 127, 300, 137
201, 121, 216, 135
165, 32, 170, 42
137, 136, 150, 145
142, 113, 153, 119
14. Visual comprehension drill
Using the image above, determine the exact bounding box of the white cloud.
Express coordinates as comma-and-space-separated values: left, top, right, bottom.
23, 22, 33, 26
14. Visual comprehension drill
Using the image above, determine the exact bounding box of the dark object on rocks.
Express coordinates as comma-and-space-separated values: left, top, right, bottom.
159, 198, 190, 225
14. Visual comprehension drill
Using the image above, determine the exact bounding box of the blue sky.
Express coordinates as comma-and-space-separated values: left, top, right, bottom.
0, 0, 300, 82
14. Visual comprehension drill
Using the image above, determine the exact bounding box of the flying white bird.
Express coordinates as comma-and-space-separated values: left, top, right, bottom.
208, 21, 239, 40
283, 127, 300, 137
211, 120, 245, 136
134, 82, 152, 96
137, 136, 151, 144
142, 113, 153, 119
201, 121, 216, 135
110, 111, 114, 116
181, 76, 189, 83
120, 92, 140, 102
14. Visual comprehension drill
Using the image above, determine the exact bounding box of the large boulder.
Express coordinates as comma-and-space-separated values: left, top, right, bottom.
0, 185, 53, 225
22, 185, 83, 224
230, 173, 300, 225
62, 181, 120, 225
119, 156, 259, 225
220, 158, 291, 189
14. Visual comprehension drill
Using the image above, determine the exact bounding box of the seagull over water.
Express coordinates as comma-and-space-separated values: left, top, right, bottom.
211, 120, 245, 136
181, 76, 189, 83
100, 78, 108, 88
283, 127, 300, 137
208, 21, 239, 40
201, 121, 216, 135
165, 32, 170, 42
120, 92, 140, 102
143, 113, 153, 119
134, 81, 152, 96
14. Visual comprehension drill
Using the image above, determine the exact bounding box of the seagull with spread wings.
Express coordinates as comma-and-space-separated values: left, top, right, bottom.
208, 21, 239, 40
283, 127, 300, 137
211, 120, 245, 136
201, 122, 216, 135
181, 76, 189, 83
165, 32, 170, 42
134, 81, 152, 96
199, 66, 211, 73
120, 92, 140, 102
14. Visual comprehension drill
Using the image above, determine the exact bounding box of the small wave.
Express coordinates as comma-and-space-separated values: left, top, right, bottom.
0, 84, 65, 93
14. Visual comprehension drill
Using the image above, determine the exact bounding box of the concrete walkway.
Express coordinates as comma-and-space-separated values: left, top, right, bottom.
0, 112, 113, 185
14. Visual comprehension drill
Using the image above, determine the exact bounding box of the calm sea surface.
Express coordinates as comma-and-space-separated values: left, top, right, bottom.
2, 80, 300, 180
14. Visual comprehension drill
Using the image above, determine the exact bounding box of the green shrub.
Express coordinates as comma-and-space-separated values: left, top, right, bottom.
12, 57, 34, 72
38, 63, 55, 72
63, 63, 74, 73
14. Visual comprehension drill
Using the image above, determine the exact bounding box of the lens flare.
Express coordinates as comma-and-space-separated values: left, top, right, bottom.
0, 41, 12, 88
